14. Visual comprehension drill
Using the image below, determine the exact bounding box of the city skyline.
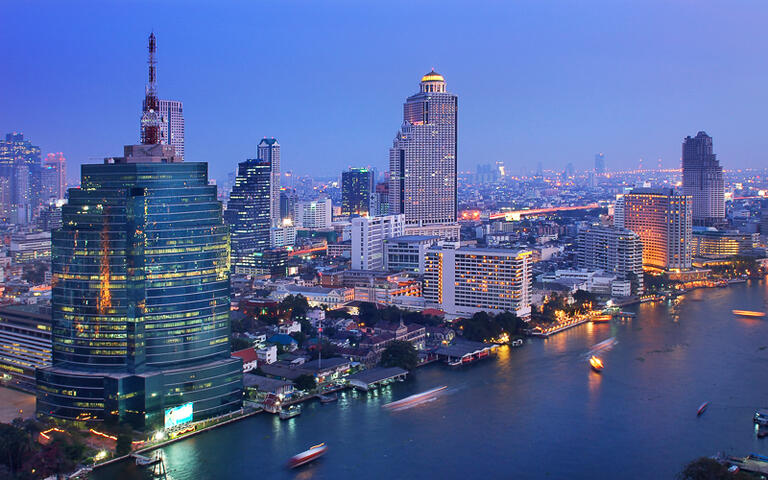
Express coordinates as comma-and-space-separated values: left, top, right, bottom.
3, 1, 768, 182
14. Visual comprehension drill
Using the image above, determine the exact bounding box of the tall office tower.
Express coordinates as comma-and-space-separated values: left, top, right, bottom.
0, 133, 42, 220
341, 167, 374, 217
258, 138, 281, 227
577, 225, 644, 293
682, 131, 724, 226
295, 198, 333, 229
621, 187, 692, 271
423, 245, 532, 319
351, 214, 406, 270
159, 100, 185, 160
36, 36, 242, 431
224, 159, 272, 261
372, 181, 389, 216
594, 153, 606, 174
41, 152, 67, 202
280, 189, 298, 222
389, 70, 459, 240
0, 177, 11, 221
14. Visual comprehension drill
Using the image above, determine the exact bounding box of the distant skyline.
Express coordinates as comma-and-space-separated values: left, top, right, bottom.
2, 1, 768, 183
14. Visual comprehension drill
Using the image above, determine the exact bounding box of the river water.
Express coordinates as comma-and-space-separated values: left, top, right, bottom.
94, 280, 768, 480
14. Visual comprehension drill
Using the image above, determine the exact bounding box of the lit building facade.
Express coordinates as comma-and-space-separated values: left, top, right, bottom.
37, 145, 242, 430
389, 70, 458, 238
258, 138, 281, 227
423, 245, 532, 319
0, 133, 41, 221
159, 99, 185, 160
620, 188, 692, 271
577, 225, 644, 294
682, 131, 724, 226
0, 305, 51, 392
225, 158, 272, 261
341, 167, 374, 217
295, 198, 333, 229
41, 153, 67, 203
691, 228, 756, 259
351, 214, 406, 270
383, 235, 439, 273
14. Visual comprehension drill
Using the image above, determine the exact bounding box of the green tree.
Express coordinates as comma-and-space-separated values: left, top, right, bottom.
294, 374, 317, 392
380, 340, 418, 370
677, 457, 751, 480
116, 433, 132, 456
230, 337, 251, 351
358, 302, 382, 327
280, 295, 309, 320
0, 422, 32, 474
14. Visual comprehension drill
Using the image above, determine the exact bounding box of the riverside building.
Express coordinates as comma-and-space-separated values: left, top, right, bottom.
682, 131, 724, 226
423, 244, 532, 319
618, 187, 692, 271
577, 225, 644, 294
389, 70, 459, 241
35, 34, 242, 430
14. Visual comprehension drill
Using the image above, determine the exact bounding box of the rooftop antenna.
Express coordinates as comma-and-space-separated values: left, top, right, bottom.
140, 32, 162, 144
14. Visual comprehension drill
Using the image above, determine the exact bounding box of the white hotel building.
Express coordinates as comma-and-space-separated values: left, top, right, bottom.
423, 244, 532, 319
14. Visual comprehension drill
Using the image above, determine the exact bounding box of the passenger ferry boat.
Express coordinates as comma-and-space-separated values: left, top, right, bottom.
279, 405, 301, 420
383, 386, 447, 409
589, 356, 604, 373
287, 443, 327, 468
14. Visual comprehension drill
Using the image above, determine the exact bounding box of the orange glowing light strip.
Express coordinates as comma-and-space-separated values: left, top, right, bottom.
288, 245, 327, 257
732, 310, 766, 317
468, 203, 601, 221
89, 428, 118, 441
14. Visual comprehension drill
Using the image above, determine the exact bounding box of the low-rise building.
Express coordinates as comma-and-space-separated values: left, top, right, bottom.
270, 284, 354, 309
10, 231, 51, 264
691, 228, 756, 259
383, 235, 439, 273
257, 345, 278, 365
232, 348, 259, 373
0, 304, 52, 391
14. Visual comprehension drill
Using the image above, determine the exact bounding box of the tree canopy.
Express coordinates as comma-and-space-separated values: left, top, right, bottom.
380, 340, 419, 370
459, 311, 525, 343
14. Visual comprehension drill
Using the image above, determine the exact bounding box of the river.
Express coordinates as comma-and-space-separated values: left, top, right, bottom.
94, 280, 768, 479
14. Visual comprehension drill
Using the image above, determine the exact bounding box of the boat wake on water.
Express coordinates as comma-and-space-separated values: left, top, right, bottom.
586, 337, 617, 358
383, 386, 447, 412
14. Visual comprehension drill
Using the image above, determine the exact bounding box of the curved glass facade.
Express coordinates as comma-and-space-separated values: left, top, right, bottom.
37, 159, 242, 430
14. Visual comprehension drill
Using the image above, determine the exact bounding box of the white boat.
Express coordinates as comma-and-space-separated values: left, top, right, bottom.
287, 443, 327, 468
383, 386, 447, 409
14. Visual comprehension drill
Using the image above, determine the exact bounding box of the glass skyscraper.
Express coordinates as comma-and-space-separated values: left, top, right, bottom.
389, 70, 457, 229
341, 167, 373, 217
224, 158, 272, 261
257, 138, 281, 227
682, 131, 725, 226
37, 143, 243, 430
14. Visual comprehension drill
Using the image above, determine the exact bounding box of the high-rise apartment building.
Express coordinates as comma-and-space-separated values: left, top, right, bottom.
389, 70, 458, 240
620, 187, 692, 271
225, 159, 272, 260
41, 152, 67, 203
295, 198, 333, 229
159, 99, 185, 160
595, 153, 606, 174
351, 214, 406, 270
577, 225, 644, 293
258, 138, 281, 227
423, 245, 532, 319
0, 133, 41, 221
341, 167, 374, 217
682, 131, 724, 226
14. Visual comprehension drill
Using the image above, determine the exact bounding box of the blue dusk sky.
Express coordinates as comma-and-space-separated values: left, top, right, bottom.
1, 0, 766, 182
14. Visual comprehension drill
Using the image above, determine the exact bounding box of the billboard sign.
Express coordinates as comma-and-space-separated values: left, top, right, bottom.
164, 402, 193, 429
